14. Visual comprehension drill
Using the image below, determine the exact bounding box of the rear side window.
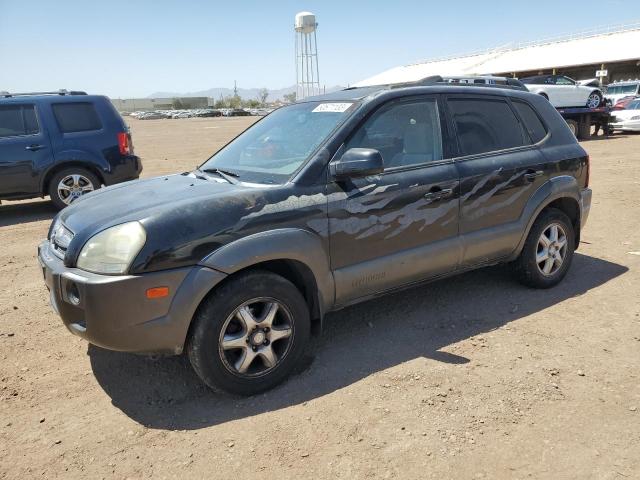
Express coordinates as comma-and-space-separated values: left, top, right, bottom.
512, 100, 547, 143
447, 98, 526, 156
0, 105, 39, 138
52, 102, 102, 133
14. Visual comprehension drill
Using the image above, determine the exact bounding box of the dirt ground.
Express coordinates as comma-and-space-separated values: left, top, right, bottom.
1, 117, 639, 479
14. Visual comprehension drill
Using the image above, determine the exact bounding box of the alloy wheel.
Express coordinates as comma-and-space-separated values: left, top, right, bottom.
57, 174, 94, 205
536, 223, 568, 276
218, 297, 294, 377
587, 93, 601, 109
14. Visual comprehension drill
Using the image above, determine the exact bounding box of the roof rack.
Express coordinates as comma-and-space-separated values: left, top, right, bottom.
389, 75, 444, 88
387, 75, 526, 91
0, 89, 87, 98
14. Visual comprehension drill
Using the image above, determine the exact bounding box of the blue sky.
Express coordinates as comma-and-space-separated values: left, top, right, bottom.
0, 0, 632, 97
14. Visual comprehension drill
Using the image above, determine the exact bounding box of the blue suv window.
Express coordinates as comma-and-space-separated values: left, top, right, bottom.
52, 102, 102, 133
0, 105, 39, 138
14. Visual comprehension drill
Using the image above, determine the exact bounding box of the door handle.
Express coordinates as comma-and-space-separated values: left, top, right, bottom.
25, 144, 46, 151
524, 170, 543, 182
424, 188, 453, 201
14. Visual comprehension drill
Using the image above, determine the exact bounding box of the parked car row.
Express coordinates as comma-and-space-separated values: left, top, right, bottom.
124, 107, 275, 120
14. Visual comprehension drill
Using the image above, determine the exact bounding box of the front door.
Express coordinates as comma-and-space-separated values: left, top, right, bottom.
327, 96, 461, 305
0, 104, 51, 197
554, 75, 579, 106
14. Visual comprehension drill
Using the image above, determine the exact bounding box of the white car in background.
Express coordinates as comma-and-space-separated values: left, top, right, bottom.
605, 80, 640, 106
520, 75, 603, 108
609, 99, 640, 132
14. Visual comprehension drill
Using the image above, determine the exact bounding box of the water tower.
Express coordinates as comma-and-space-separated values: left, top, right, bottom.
294, 12, 320, 100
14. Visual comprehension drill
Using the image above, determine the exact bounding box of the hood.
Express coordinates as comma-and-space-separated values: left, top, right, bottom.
60, 173, 242, 232
58, 173, 278, 272
577, 78, 600, 87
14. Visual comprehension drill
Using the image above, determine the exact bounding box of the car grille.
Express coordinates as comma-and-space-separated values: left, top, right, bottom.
50, 223, 74, 260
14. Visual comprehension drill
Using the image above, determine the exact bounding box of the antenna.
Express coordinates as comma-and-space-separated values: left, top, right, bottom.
294, 12, 320, 100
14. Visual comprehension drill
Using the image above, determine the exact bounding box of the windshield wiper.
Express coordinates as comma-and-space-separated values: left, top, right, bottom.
199, 167, 240, 184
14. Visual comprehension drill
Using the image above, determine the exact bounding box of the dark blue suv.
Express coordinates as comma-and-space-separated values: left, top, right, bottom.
0, 90, 142, 209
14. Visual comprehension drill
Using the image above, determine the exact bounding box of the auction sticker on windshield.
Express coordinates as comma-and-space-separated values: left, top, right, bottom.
312, 103, 352, 113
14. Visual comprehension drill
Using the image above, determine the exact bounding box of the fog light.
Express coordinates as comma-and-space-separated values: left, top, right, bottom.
67, 282, 81, 306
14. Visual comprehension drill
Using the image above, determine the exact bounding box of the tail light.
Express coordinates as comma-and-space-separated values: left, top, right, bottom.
117, 132, 133, 155
585, 154, 590, 188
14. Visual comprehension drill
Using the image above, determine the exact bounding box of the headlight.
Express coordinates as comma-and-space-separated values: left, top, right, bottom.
77, 222, 146, 274
630, 116, 640, 120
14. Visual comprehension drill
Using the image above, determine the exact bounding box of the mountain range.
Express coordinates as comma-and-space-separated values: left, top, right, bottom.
148, 85, 344, 101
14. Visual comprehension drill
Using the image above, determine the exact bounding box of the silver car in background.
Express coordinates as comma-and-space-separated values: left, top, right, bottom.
609, 99, 640, 132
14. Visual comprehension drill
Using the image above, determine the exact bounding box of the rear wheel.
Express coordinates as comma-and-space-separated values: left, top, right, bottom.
565, 119, 578, 137
48, 167, 100, 210
187, 271, 310, 396
512, 208, 575, 289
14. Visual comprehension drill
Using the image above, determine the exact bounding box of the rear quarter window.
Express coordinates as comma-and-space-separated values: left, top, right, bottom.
447, 98, 527, 156
52, 102, 102, 133
512, 100, 547, 143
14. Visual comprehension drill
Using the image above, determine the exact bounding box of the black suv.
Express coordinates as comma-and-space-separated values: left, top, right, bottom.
38, 79, 591, 395
0, 91, 141, 209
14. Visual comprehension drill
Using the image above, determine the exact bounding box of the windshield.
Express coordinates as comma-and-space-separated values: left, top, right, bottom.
607, 84, 639, 95
200, 101, 356, 183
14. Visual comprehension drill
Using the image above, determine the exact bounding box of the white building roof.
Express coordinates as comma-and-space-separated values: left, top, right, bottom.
354, 23, 640, 87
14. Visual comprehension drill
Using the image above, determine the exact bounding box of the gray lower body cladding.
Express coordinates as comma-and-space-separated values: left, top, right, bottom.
38, 241, 226, 354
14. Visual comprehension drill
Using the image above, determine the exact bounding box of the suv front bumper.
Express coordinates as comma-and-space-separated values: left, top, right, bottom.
37, 241, 226, 354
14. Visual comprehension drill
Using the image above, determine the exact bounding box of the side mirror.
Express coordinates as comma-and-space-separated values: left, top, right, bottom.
329, 148, 384, 179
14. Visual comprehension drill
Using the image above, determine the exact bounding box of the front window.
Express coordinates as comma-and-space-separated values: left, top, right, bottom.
555, 76, 575, 85
345, 98, 443, 169
200, 101, 356, 183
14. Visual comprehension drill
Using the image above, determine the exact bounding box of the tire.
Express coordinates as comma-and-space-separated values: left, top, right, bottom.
566, 119, 578, 137
512, 208, 575, 289
48, 167, 100, 210
586, 91, 603, 109
187, 270, 311, 396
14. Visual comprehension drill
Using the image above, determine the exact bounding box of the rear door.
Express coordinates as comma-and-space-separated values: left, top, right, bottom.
0, 103, 52, 197
327, 95, 461, 304
444, 94, 549, 266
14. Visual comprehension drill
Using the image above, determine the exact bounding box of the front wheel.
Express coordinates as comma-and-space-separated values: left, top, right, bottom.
512, 208, 575, 289
187, 271, 310, 396
586, 91, 603, 109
